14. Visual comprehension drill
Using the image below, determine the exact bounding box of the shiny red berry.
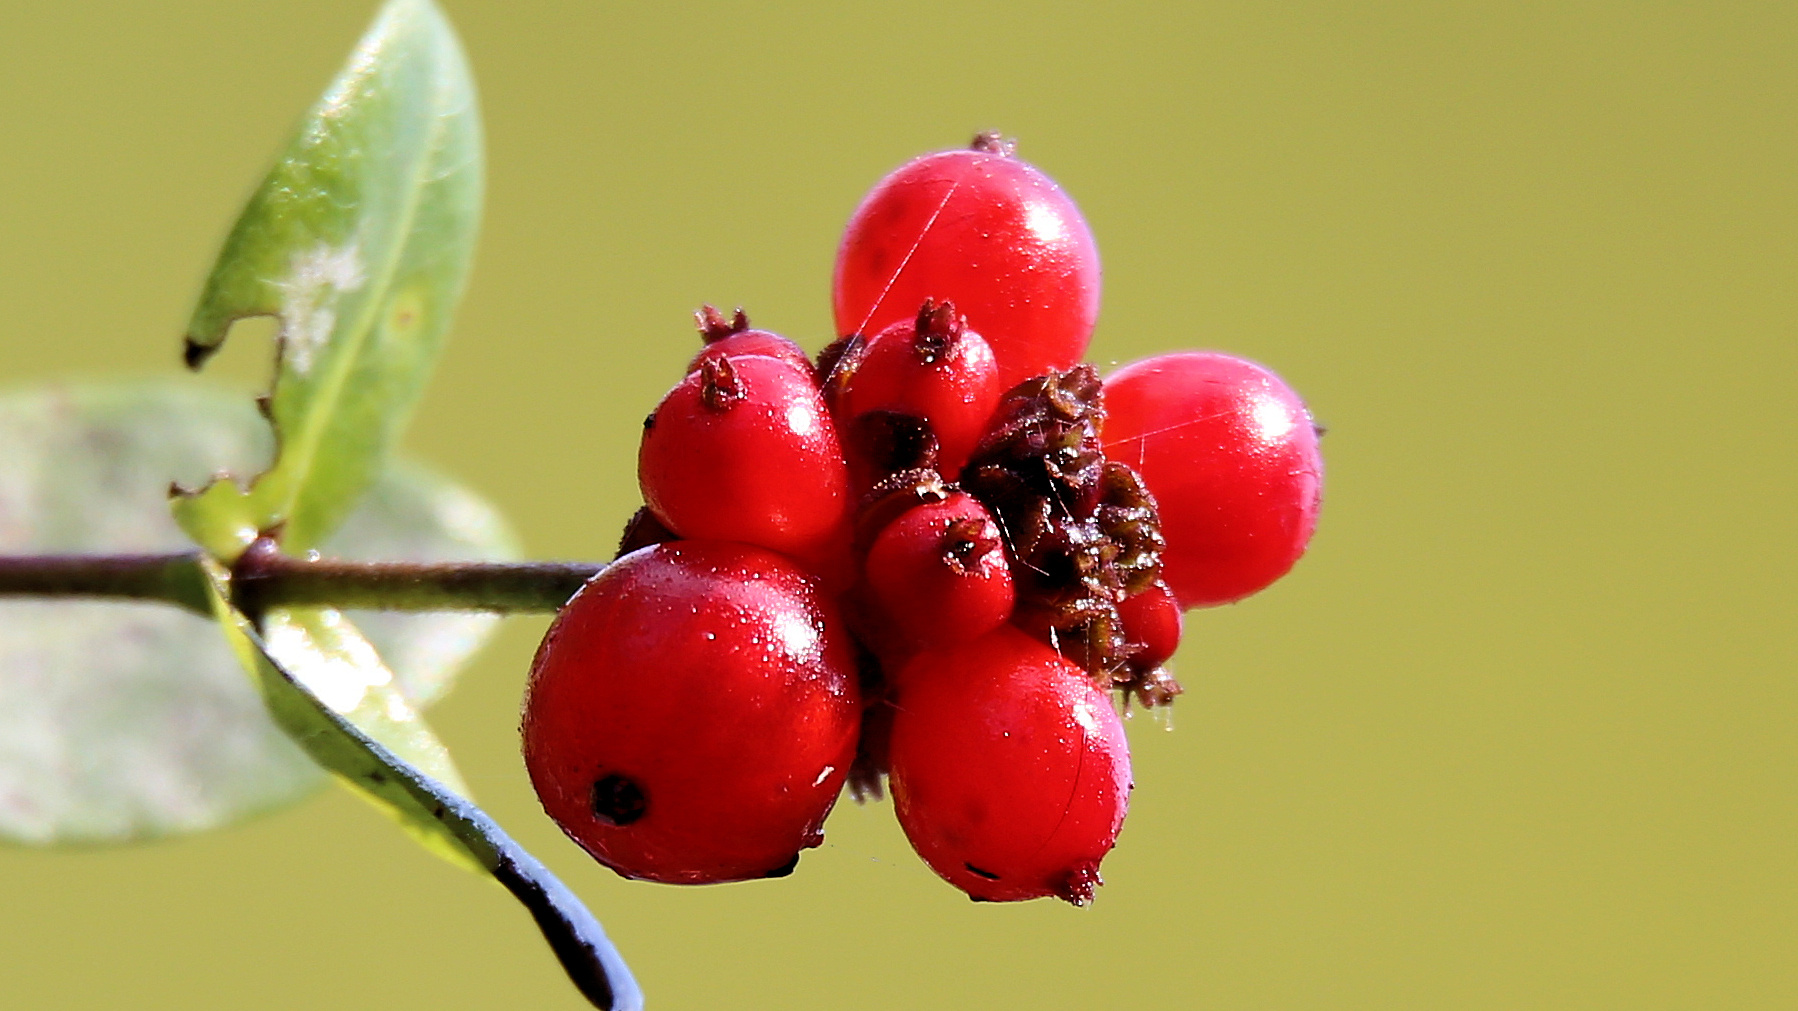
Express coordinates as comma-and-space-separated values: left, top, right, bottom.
887, 626, 1132, 905
863, 491, 1014, 653
828, 300, 1002, 480
639, 353, 851, 561
1101, 352, 1323, 608
1118, 580, 1182, 670
687, 304, 812, 376
522, 541, 862, 884
833, 134, 1101, 390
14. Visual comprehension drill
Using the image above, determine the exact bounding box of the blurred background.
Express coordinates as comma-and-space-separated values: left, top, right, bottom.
1, 1, 1793, 1007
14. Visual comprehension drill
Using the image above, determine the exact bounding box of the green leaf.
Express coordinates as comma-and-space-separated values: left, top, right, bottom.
174, 0, 482, 561
258, 607, 470, 799
315, 457, 522, 707
196, 559, 643, 1011
0, 380, 513, 846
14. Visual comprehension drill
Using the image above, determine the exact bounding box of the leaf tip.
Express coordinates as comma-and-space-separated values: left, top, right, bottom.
183, 338, 217, 371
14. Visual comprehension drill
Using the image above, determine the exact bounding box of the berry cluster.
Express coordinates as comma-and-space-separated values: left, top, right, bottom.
522, 134, 1323, 905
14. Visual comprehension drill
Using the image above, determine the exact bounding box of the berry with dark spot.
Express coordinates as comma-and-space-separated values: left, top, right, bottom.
886, 626, 1132, 905
522, 541, 862, 884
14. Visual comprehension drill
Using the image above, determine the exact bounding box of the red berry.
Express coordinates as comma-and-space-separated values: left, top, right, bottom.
1101, 352, 1322, 608
887, 627, 1132, 905
639, 353, 851, 561
522, 541, 862, 884
828, 300, 1002, 480
863, 491, 1014, 652
833, 134, 1101, 390
687, 304, 812, 376
1118, 580, 1182, 670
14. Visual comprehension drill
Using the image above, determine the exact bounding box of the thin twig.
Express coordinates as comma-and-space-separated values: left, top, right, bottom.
0, 543, 603, 616
0, 553, 213, 615
234, 539, 600, 613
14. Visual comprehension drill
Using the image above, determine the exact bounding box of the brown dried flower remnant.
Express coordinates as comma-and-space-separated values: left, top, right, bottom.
959, 365, 1178, 705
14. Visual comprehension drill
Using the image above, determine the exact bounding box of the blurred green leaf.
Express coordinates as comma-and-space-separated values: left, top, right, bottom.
258, 607, 469, 801
315, 457, 522, 705
0, 381, 514, 846
174, 0, 482, 561
196, 559, 642, 1011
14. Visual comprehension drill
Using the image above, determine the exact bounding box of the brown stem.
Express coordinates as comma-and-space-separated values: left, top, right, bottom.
233, 539, 600, 614
0, 545, 603, 616
0, 552, 214, 614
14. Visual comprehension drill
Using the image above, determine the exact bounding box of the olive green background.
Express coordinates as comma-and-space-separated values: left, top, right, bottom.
2, 1, 1792, 1008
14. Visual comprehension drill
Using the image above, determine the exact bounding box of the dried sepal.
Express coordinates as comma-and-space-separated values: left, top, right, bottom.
961, 366, 1168, 691
695, 304, 752, 343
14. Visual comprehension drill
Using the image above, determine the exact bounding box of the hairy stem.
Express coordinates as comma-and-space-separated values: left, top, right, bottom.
0, 543, 602, 616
